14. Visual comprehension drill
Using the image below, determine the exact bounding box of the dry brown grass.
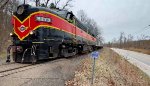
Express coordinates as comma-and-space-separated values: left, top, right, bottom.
126, 48, 150, 55
0, 40, 11, 59
65, 48, 150, 86
110, 48, 150, 86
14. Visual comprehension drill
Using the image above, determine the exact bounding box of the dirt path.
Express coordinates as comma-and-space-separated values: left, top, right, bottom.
112, 48, 150, 76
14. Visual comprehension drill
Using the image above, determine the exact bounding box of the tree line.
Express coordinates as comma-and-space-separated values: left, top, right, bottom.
33, 0, 73, 10
105, 32, 150, 50
77, 10, 103, 45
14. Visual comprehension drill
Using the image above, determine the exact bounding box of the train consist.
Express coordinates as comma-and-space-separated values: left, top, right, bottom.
6, 4, 101, 63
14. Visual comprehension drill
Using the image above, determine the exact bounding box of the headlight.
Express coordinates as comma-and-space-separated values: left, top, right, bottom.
10, 32, 13, 36
17, 5, 24, 15
30, 31, 34, 35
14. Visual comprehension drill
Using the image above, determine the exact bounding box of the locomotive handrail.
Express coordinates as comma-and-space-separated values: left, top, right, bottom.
22, 48, 32, 63
31, 45, 37, 64
31, 45, 36, 56
21, 45, 37, 63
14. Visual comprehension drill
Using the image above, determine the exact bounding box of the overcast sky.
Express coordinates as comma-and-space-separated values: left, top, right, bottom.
25, 0, 150, 42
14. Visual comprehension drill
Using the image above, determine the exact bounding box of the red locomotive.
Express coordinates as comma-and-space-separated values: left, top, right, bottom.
6, 4, 99, 63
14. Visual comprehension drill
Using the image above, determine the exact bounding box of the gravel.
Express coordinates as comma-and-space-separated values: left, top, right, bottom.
0, 54, 89, 86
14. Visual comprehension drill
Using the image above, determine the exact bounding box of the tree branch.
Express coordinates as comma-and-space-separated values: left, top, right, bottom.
62, 0, 73, 10
35, 0, 40, 6
0, 0, 4, 4
54, 0, 61, 7
0, 0, 9, 10
45, 0, 50, 7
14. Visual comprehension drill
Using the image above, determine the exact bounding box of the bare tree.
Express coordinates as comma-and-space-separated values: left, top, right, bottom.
105, 31, 150, 51
62, 0, 73, 10
118, 32, 125, 48
54, 0, 61, 8
0, 0, 9, 10
35, 0, 40, 6
32, 0, 73, 9
77, 10, 103, 45
45, 0, 50, 7
77, 10, 88, 23
0, 0, 19, 52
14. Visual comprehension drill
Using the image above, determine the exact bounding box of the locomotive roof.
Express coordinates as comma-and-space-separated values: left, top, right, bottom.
35, 6, 69, 19
15, 4, 85, 24
14, 4, 68, 20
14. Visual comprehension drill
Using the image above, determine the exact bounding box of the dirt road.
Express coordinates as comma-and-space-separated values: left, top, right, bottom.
0, 54, 89, 86
112, 48, 150, 77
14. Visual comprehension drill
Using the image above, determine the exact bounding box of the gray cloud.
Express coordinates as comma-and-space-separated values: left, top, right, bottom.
71, 0, 150, 42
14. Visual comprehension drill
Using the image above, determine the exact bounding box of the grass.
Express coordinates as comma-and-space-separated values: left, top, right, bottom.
110, 48, 150, 86
125, 48, 150, 55
66, 48, 150, 86
0, 40, 11, 59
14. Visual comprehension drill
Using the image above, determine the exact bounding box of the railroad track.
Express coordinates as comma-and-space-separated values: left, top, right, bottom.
0, 54, 90, 77
0, 63, 42, 77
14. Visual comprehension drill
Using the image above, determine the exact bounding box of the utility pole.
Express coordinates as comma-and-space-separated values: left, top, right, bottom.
24, 0, 26, 4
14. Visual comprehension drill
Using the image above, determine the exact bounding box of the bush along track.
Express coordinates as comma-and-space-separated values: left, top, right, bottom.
65, 48, 150, 86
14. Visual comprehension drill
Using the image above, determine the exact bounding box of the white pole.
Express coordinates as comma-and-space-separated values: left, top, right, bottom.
91, 58, 96, 85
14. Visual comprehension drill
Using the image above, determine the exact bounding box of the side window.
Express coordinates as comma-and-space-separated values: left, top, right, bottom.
73, 18, 76, 25
66, 13, 71, 20
66, 12, 74, 24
